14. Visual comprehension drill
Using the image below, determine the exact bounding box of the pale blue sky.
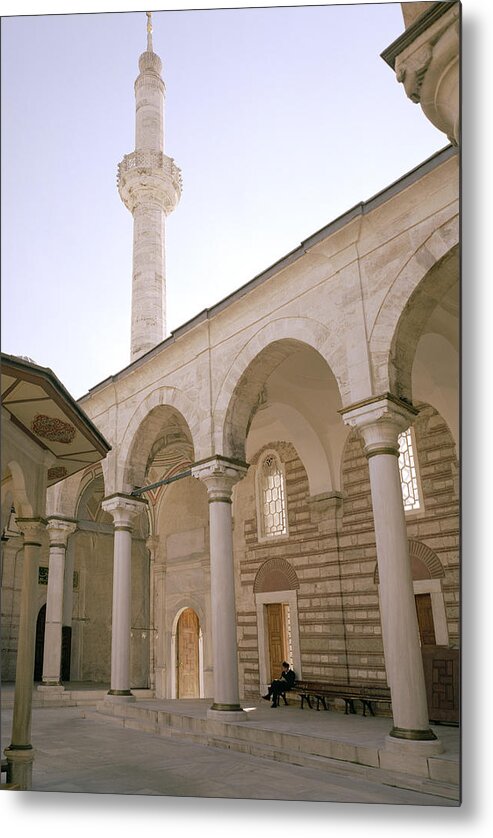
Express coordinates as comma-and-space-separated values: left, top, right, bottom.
0, 2, 451, 399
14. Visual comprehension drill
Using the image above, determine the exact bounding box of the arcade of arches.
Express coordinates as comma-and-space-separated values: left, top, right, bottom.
3, 266, 459, 726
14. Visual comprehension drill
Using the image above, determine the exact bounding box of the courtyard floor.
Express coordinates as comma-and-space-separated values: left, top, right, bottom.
1, 683, 459, 806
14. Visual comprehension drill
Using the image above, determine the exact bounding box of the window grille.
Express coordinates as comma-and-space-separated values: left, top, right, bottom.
398, 427, 421, 512
260, 453, 287, 537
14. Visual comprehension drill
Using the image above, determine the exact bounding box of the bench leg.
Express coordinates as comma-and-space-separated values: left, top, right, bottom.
282, 692, 288, 705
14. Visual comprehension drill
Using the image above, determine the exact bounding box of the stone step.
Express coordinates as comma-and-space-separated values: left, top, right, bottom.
2, 687, 155, 710
96, 701, 459, 801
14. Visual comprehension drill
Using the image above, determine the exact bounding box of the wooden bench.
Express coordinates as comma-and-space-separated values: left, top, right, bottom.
291, 680, 392, 717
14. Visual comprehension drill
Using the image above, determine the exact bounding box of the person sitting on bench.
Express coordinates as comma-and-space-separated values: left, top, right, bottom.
262, 662, 296, 707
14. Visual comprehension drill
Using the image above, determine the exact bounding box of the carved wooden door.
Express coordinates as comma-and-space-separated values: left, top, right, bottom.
177, 608, 200, 698
414, 593, 459, 723
415, 593, 436, 645
267, 603, 286, 682
421, 646, 460, 724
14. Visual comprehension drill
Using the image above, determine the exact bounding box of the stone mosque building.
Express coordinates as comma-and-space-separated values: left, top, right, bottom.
1, 2, 460, 790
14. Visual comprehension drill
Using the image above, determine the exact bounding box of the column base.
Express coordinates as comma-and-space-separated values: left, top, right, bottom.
385, 732, 443, 755
105, 690, 136, 703
37, 683, 64, 693
207, 703, 249, 722
4, 745, 35, 791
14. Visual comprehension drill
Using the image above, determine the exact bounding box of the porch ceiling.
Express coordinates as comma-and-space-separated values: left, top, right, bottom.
1, 353, 110, 486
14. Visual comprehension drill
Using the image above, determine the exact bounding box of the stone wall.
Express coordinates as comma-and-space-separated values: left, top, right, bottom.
406, 403, 460, 646
234, 442, 346, 699
234, 402, 460, 700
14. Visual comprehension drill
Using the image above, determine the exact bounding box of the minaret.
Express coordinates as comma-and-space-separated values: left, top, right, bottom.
118, 12, 182, 361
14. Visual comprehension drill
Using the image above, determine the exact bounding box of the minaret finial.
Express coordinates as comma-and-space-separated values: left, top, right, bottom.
146, 11, 153, 52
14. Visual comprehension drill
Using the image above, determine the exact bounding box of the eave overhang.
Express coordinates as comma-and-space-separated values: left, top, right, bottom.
1, 353, 111, 486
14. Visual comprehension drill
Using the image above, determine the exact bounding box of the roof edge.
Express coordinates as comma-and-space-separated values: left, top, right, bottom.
381, 1, 459, 70
1, 352, 111, 454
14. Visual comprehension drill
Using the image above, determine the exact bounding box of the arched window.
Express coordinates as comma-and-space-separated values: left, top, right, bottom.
398, 427, 422, 512
257, 451, 288, 539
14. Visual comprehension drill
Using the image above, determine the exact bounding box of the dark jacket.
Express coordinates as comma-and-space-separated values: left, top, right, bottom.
280, 668, 296, 689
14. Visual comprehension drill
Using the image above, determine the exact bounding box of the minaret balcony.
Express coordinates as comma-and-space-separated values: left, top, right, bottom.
117, 150, 182, 215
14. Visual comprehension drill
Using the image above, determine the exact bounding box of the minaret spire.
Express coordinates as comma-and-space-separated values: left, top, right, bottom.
117, 13, 182, 362
146, 11, 153, 52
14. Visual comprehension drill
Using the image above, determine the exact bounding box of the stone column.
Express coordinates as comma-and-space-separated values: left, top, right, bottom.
101, 494, 147, 702
38, 517, 77, 692
146, 534, 159, 692
342, 395, 442, 755
192, 456, 248, 721
4, 518, 45, 789
62, 536, 76, 680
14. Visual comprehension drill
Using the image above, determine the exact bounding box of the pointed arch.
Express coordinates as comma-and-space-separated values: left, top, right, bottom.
214, 319, 345, 463
367, 215, 458, 398
116, 387, 200, 493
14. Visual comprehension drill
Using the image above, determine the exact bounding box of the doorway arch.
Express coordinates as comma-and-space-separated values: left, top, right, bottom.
253, 558, 301, 693
172, 607, 203, 698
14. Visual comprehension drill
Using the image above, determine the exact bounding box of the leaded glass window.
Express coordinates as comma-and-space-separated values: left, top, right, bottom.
398, 427, 421, 512
259, 453, 287, 538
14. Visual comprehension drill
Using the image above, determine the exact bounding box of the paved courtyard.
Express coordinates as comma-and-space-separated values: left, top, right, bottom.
2, 702, 457, 805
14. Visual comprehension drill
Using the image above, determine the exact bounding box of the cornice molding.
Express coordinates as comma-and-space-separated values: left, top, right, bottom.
381, 1, 459, 69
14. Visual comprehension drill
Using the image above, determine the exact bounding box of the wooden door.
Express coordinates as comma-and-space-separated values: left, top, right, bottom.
414, 594, 459, 723
267, 603, 286, 682
176, 608, 200, 698
415, 593, 436, 645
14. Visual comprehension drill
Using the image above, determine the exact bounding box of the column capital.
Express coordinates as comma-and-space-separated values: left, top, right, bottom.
340, 394, 418, 458
15, 517, 46, 545
101, 493, 147, 528
46, 516, 77, 546
191, 455, 248, 502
